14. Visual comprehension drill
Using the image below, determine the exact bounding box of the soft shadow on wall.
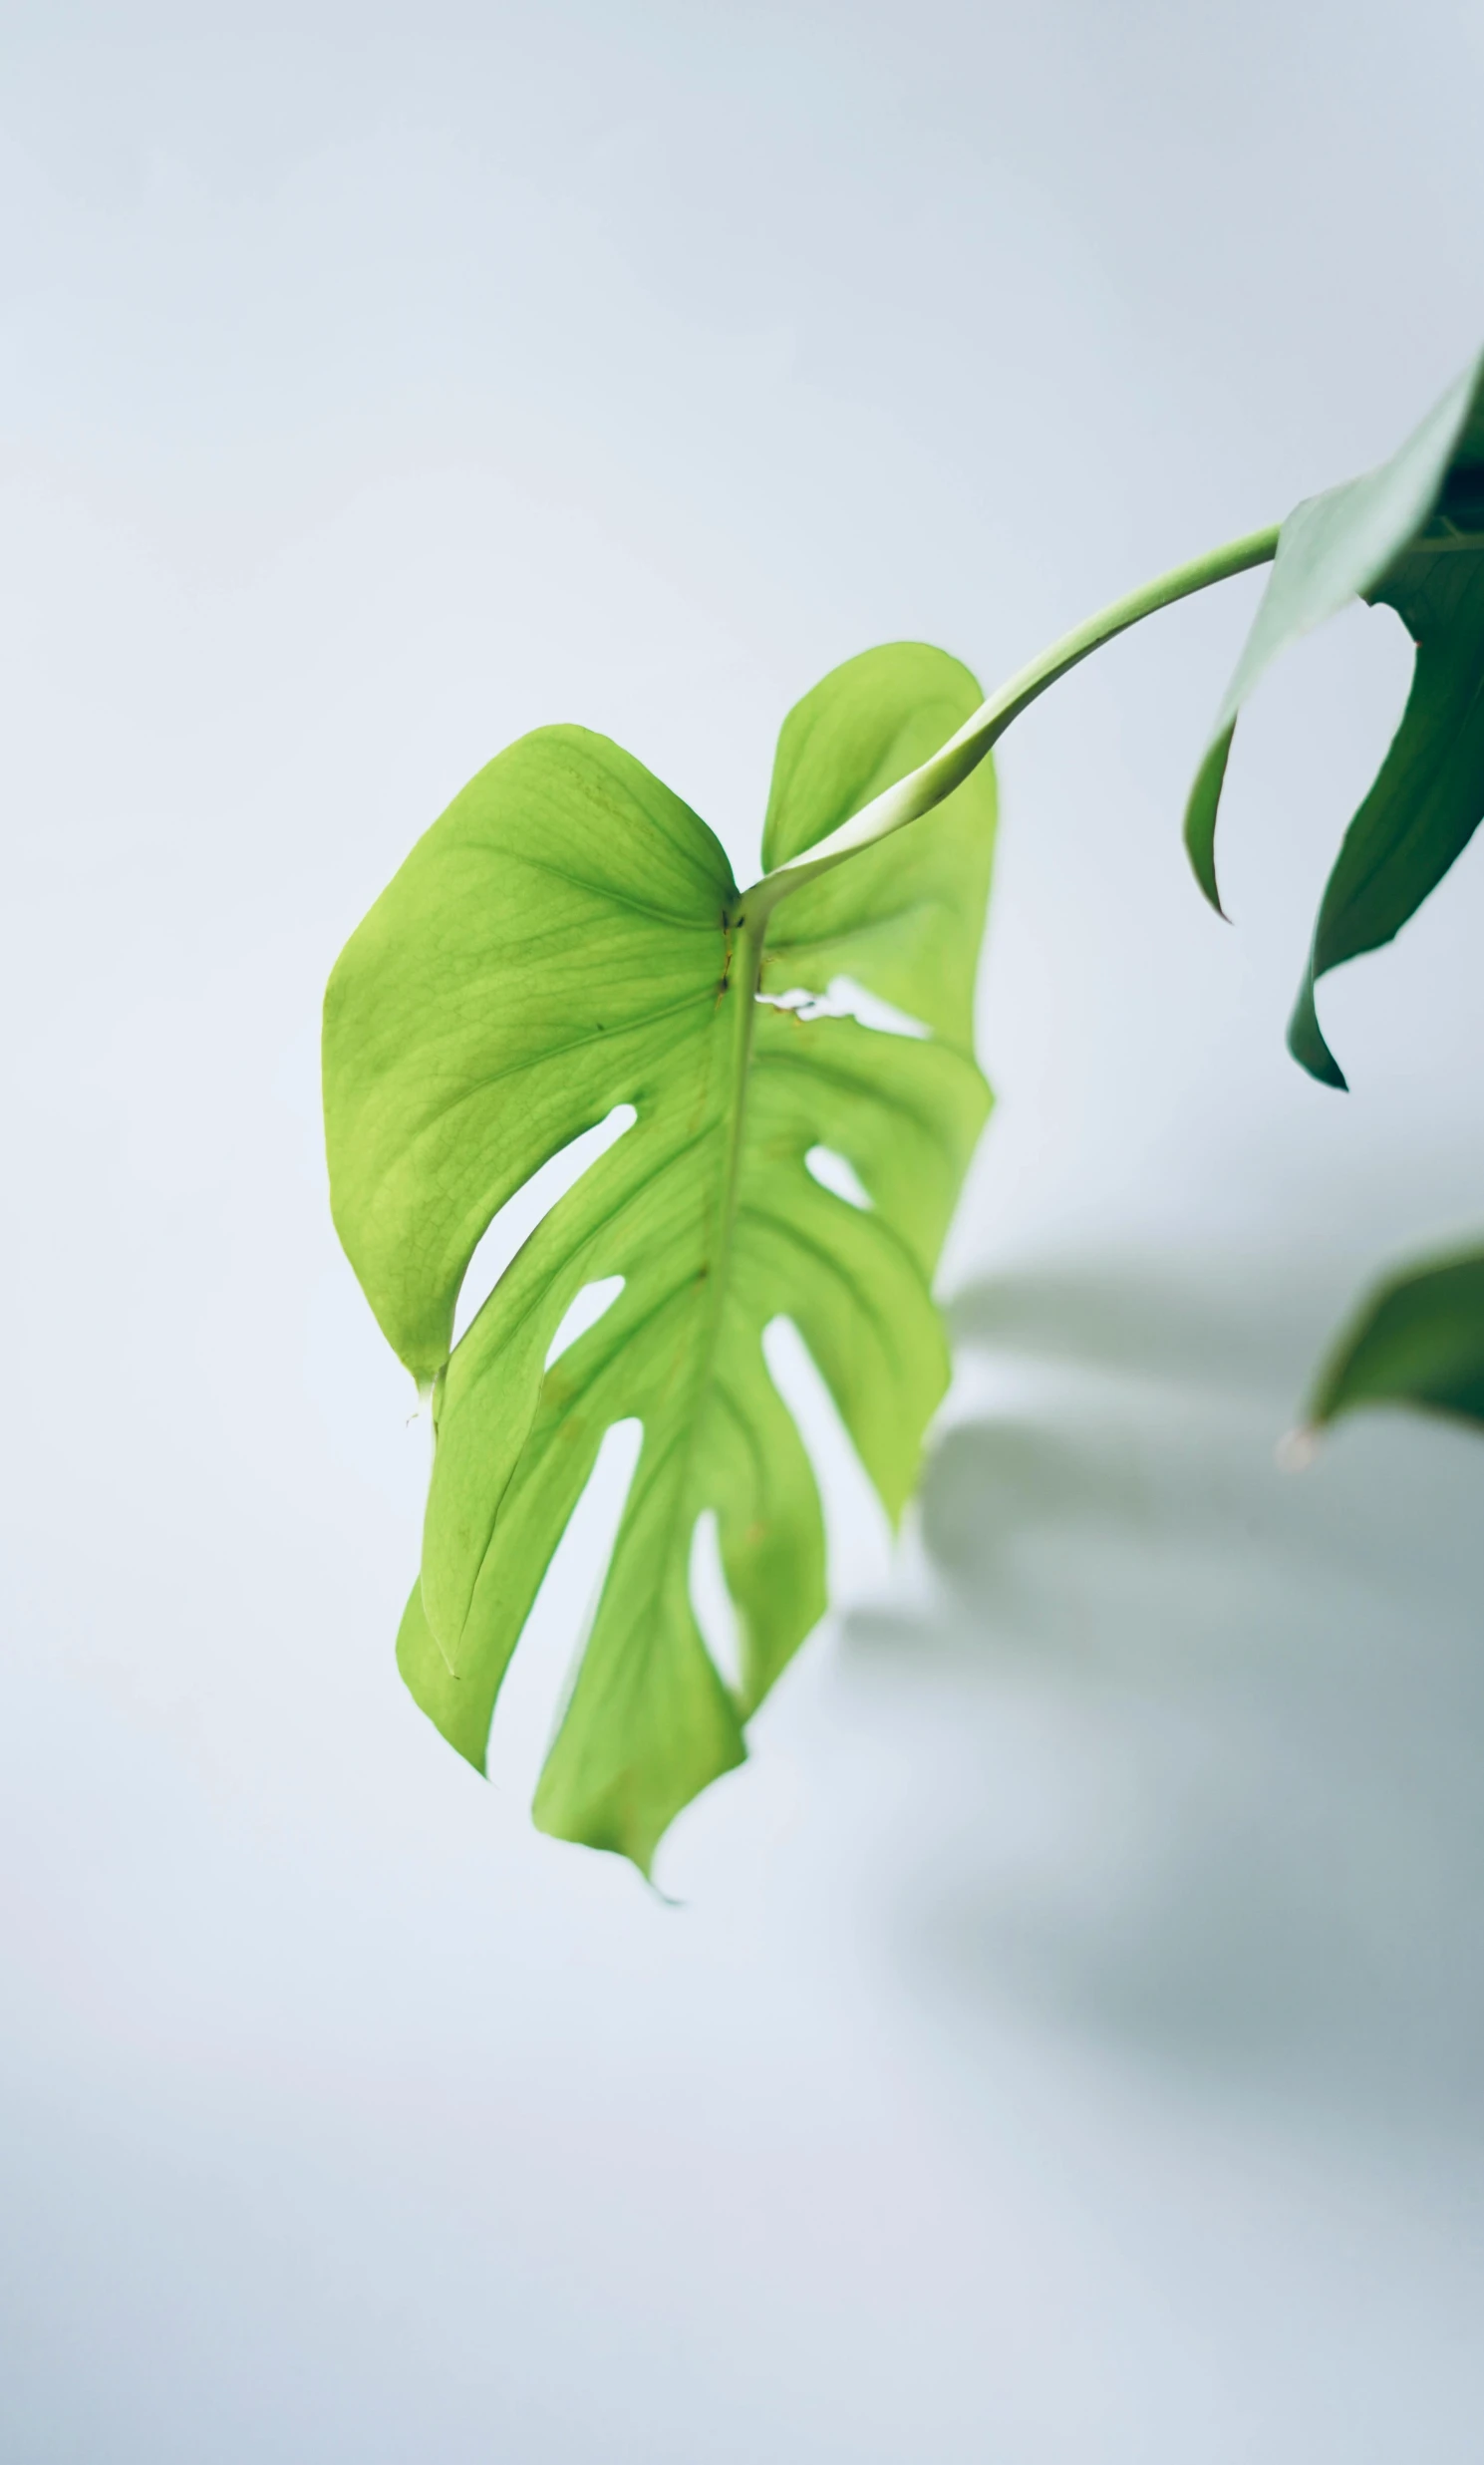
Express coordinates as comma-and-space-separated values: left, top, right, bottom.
847, 1248, 1484, 2139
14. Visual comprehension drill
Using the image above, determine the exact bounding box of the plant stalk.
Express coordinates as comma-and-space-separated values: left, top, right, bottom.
742, 522, 1281, 922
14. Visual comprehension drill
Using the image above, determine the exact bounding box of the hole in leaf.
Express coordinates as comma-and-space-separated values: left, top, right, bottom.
482, 1415, 644, 1805
689, 1506, 742, 1695
453, 1103, 636, 1347
804, 1145, 873, 1211
762, 1317, 892, 1615
545, 1275, 626, 1370
757, 974, 930, 1039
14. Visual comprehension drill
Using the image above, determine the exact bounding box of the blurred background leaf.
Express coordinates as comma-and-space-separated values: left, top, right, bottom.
1309, 1243, 1484, 1432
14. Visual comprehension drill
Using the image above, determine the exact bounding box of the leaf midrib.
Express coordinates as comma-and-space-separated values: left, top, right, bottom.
442, 911, 764, 1686
645, 914, 766, 1688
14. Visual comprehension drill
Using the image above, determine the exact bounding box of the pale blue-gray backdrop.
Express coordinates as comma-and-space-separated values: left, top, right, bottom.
4, 4, 1484, 2456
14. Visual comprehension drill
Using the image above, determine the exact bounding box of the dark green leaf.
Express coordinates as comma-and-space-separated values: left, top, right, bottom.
1308, 1244, 1484, 1431
1185, 352, 1484, 1085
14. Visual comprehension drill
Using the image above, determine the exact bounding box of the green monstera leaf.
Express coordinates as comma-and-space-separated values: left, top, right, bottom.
1185, 350, 1484, 1087
324, 644, 996, 1870
1307, 1244, 1484, 1435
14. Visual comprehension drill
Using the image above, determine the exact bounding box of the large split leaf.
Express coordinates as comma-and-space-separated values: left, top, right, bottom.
1308, 1244, 1484, 1434
1185, 351, 1484, 1086
324, 644, 996, 1870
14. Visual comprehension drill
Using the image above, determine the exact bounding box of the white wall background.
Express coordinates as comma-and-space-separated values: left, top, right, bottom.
4, 4, 1484, 2456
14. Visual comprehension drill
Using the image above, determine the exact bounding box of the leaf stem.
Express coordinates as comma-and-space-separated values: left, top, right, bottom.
744, 522, 1281, 919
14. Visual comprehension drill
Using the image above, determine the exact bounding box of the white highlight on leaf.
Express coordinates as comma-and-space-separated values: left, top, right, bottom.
1276, 1424, 1321, 1472
545, 1275, 626, 1370
689, 1507, 742, 1695
758, 973, 931, 1039
804, 1145, 873, 1211
481, 1416, 644, 1804
453, 1103, 637, 1346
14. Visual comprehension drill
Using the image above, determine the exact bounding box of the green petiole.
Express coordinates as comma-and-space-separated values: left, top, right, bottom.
744, 522, 1281, 923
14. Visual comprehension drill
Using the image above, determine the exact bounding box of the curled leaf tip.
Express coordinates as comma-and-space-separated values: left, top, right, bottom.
1286, 982, 1349, 1090
1183, 722, 1237, 914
